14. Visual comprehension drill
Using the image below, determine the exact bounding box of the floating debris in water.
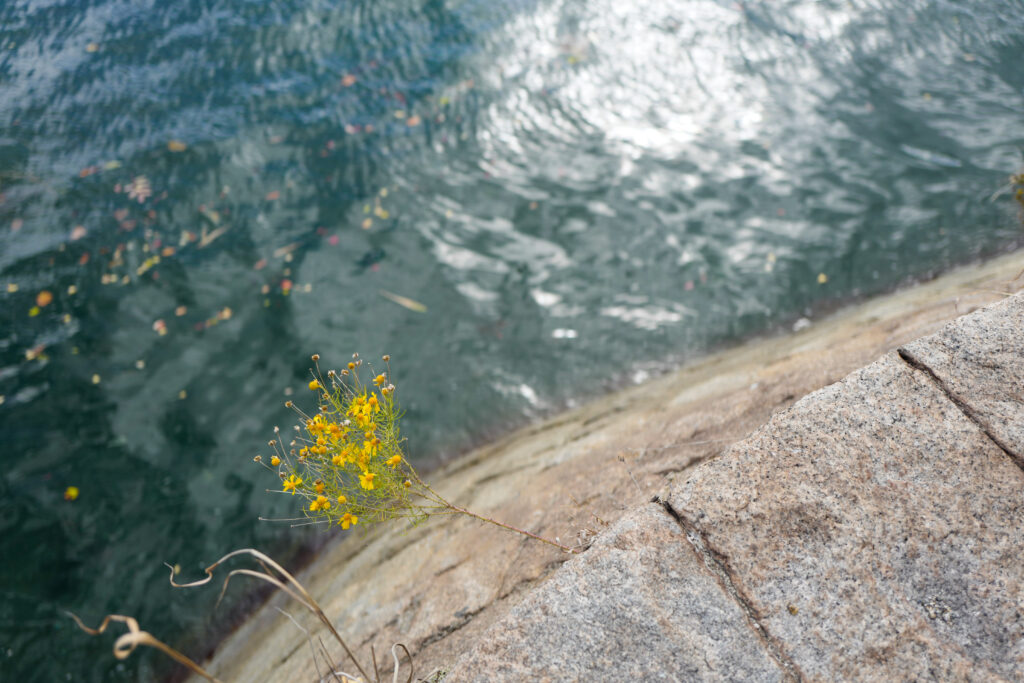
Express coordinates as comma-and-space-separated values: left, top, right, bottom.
379, 290, 427, 312
126, 176, 152, 203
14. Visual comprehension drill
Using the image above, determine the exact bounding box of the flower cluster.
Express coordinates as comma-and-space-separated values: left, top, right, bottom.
259, 353, 446, 530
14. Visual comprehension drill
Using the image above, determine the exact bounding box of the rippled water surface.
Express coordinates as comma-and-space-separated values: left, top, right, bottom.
2, 0, 1023, 678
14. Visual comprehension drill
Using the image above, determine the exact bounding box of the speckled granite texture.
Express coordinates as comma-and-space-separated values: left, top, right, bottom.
194, 255, 1024, 683
450, 292, 1024, 682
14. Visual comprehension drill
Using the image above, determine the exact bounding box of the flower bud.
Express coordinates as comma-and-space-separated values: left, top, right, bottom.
311, 353, 320, 361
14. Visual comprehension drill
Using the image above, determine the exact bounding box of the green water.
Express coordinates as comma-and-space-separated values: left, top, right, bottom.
1, 0, 1023, 679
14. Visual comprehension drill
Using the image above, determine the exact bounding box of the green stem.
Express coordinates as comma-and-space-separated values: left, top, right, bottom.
444, 502, 580, 554
407, 467, 580, 553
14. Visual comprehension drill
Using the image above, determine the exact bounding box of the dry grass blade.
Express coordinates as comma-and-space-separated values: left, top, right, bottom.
167, 548, 370, 682
391, 644, 413, 683
66, 612, 222, 683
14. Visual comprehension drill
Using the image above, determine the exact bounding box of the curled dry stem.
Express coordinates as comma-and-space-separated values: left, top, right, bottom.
391, 643, 413, 683
167, 548, 370, 683
66, 612, 222, 683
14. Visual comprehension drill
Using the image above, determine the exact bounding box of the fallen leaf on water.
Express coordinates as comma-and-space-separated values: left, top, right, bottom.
328, 235, 339, 246
406, 115, 421, 127
198, 225, 227, 248
161, 246, 175, 257
152, 319, 167, 335
86, 43, 99, 52
341, 74, 357, 87
817, 272, 828, 284
361, 218, 373, 230
167, 140, 188, 152
265, 190, 280, 201
71, 225, 87, 241
68, 285, 78, 295
379, 290, 427, 313
178, 390, 187, 399
91, 374, 101, 384
254, 259, 267, 270
219, 307, 232, 320
175, 306, 187, 317
78, 252, 90, 265
113, 209, 129, 221
28, 306, 40, 317
273, 242, 299, 258
36, 290, 53, 307
64, 486, 79, 501
11, 218, 23, 231
394, 110, 406, 119
135, 359, 145, 370
79, 166, 99, 178
198, 206, 221, 226
103, 160, 122, 171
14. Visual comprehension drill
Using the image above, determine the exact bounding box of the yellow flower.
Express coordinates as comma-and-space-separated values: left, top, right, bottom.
308, 379, 320, 391
314, 480, 325, 494
336, 494, 347, 504
340, 512, 358, 529
363, 438, 380, 458
386, 454, 402, 468
309, 495, 331, 512
270, 456, 281, 467
332, 453, 345, 466
359, 471, 375, 490
367, 395, 379, 412
283, 474, 303, 494
373, 374, 386, 386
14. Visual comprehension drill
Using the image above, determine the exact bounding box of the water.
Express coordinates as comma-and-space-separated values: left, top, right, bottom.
1, 0, 1022, 678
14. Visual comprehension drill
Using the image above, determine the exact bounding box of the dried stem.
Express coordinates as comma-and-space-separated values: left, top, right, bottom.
67, 612, 222, 683
167, 548, 370, 682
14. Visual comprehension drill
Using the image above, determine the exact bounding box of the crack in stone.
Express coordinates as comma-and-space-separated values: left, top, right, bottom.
897, 348, 1024, 474
655, 497, 805, 683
